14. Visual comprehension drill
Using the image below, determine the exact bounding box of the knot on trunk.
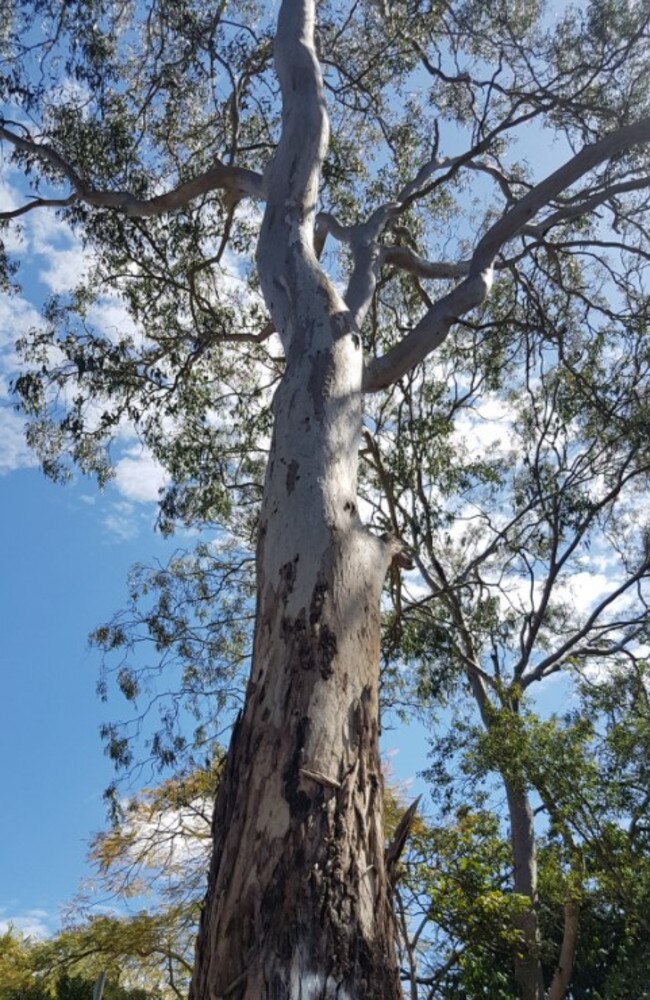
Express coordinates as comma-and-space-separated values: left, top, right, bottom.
381, 532, 414, 570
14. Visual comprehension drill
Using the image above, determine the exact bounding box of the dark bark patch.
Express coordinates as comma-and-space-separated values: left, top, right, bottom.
348, 685, 375, 748
282, 715, 312, 819
282, 607, 322, 683
282, 599, 337, 677
307, 349, 332, 420
286, 459, 300, 494
279, 554, 299, 599
318, 624, 338, 679
310, 576, 328, 625
327, 305, 354, 342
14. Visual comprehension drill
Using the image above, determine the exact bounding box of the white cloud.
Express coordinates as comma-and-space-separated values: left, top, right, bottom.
453, 395, 515, 460
556, 571, 619, 617
88, 297, 141, 346
400, 567, 430, 601
113, 446, 169, 503
0, 293, 42, 361
0, 907, 53, 939
23, 206, 91, 293
0, 180, 29, 253
0, 292, 53, 475
28, 208, 75, 255
102, 500, 139, 541
0, 178, 20, 213
581, 642, 650, 685
0, 407, 37, 474
1, 168, 87, 293
498, 570, 546, 613
0, 274, 41, 475
37, 246, 89, 293
117, 795, 211, 871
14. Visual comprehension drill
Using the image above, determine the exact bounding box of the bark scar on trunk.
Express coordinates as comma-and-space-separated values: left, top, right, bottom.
286, 459, 300, 493
380, 531, 415, 570
299, 767, 341, 789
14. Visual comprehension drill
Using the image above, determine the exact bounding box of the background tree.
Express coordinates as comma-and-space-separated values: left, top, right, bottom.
0, 930, 156, 1000
2, 0, 650, 996
390, 664, 650, 998
0, 771, 220, 1000
361, 236, 650, 994
31, 665, 647, 1000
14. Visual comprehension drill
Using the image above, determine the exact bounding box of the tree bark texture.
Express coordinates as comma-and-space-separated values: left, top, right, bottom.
190, 2, 401, 996
189, 329, 400, 998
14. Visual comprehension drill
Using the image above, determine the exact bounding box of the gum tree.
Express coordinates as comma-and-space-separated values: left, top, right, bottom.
2, 1, 650, 996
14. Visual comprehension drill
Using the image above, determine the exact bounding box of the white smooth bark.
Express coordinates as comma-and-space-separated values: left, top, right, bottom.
190, 3, 401, 996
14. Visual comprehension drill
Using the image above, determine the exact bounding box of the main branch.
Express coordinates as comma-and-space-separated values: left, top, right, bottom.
364, 117, 650, 392
0, 123, 265, 219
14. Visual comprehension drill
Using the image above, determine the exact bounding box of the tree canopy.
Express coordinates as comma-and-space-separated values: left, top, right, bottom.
3, 0, 650, 524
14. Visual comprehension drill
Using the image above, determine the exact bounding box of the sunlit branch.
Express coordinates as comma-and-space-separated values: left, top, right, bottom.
364, 116, 650, 392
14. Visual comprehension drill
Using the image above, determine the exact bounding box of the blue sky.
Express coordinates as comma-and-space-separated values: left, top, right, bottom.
0, 171, 186, 936
0, 468, 176, 935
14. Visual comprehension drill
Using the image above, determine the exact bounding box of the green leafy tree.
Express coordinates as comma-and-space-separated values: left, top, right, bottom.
0, 931, 156, 1000
360, 209, 650, 993
0, 772, 220, 1000
68, 768, 224, 999
388, 664, 650, 997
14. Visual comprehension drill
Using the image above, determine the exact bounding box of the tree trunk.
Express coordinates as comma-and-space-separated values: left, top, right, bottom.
547, 899, 579, 1000
189, 4, 402, 995
506, 783, 546, 1000
189, 319, 400, 998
